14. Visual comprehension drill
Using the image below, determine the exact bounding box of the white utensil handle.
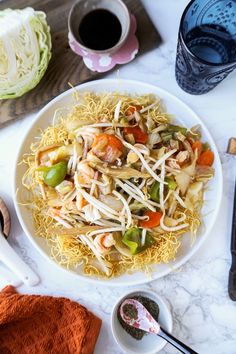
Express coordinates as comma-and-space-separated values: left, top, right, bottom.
0, 231, 39, 286
0, 264, 23, 287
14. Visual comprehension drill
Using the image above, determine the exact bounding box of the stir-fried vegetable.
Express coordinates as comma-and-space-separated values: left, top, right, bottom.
55, 180, 74, 195
202, 142, 210, 152
140, 211, 162, 228
168, 124, 187, 135
175, 172, 191, 195
38, 161, 67, 187
92, 164, 149, 179
150, 181, 160, 202
197, 150, 214, 166
92, 133, 123, 163
113, 232, 132, 257
150, 178, 177, 203
192, 141, 202, 156
165, 177, 177, 190
122, 228, 154, 255
123, 126, 148, 144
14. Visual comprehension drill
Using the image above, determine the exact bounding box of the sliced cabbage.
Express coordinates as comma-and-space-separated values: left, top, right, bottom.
92, 163, 150, 179
55, 180, 74, 195
175, 172, 191, 195
184, 182, 203, 211
175, 151, 198, 194
196, 165, 214, 183
113, 232, 133, 257
0, 7, 51, 99
48, 144, 83, 164
100, 194, 123, 212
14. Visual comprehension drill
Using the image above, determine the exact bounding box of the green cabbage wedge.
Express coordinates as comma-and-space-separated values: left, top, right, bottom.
0, 7, 51, 99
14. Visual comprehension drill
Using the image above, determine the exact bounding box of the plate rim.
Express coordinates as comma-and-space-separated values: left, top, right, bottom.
13, 78, 223, 286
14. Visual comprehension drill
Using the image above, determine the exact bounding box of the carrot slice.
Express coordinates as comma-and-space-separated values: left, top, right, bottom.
123, 126, 148, 144
140, 211, 163, 228
197, 150, 214, 166
126, 105, 142, 116
81, 197, 88, 208
192, 141, 202, 156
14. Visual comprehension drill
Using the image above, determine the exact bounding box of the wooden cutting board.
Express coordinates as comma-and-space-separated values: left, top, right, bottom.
0, 0, 161, 125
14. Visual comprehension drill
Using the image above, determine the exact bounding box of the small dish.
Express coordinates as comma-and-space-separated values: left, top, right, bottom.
111, 289, 173, 354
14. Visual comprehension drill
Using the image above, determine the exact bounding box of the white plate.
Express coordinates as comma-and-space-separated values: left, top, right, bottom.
13, 79, 223, 286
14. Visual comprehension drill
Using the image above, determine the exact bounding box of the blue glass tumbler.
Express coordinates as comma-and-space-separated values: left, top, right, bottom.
175, 0, 236, 94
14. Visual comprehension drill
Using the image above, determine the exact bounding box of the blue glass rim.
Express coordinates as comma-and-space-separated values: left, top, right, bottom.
179, 0, 236, 67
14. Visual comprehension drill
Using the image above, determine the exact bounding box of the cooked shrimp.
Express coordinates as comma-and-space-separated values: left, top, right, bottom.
76, 127, 101, 147
167, 159, 180, 170
94, 233, 116, 254
92, 134, 123, 163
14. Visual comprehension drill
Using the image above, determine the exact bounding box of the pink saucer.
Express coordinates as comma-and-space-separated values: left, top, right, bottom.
68, 14, 139, 73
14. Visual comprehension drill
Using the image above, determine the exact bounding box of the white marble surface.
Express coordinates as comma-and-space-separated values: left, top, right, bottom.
0, 1, 236, 353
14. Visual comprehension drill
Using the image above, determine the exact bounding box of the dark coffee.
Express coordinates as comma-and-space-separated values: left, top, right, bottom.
78, 9, 122, 50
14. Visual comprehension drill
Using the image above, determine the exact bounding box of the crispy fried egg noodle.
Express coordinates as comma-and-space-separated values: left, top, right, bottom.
21, 92, 213, 279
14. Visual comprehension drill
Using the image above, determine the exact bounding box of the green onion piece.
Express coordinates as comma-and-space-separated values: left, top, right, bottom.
165, 177, 177, 190
202, 142, 210, 151
150, 181, 160, 202
120, 117, 129, 126
143, 232, 155, 249
150, 177, 177, 201
160, 132, 173, 142
168, 124, 187, 135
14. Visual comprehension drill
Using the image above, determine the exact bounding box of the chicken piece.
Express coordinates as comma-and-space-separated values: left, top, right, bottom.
92, 134, 123, 164
167, 159, 180, 169
176, 151, 190, 165
98, 174, 113, 195
86, 150, 102, 164
55, 180, 74, 195
77, 161, 95, 184
127, 150, 139, 164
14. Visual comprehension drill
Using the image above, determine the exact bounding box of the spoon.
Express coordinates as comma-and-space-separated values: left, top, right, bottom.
0, 197, 39, 286
120, 299, 198, 354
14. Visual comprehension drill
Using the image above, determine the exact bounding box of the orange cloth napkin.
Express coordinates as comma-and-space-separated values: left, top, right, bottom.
0, 285, 102, 354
